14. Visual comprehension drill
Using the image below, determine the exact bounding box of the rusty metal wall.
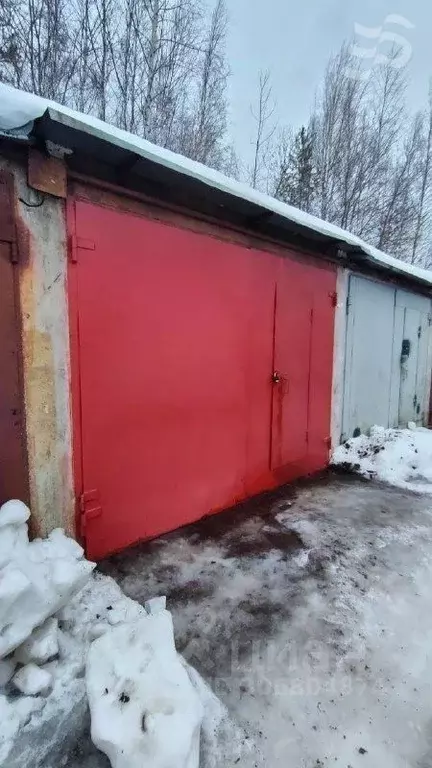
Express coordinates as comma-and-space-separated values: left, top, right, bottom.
0, 170, 29, 505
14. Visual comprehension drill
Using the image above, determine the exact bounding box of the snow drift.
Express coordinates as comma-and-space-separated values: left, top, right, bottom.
332, 425, 432, 492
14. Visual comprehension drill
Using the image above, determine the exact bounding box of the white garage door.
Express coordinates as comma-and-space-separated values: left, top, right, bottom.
342, 276, 431, 441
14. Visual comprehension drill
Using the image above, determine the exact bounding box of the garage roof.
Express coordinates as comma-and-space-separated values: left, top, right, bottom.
1, 82, 431, 290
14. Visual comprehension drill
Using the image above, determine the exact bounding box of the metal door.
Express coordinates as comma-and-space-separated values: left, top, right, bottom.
271, 266, 313, 468
342, 276, 396, 440
69, 199, 336, 559
70, 200, 273, 558
396, 290, 431, 426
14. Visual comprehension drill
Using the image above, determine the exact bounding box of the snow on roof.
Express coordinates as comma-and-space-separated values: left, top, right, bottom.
1, 82, 431, 288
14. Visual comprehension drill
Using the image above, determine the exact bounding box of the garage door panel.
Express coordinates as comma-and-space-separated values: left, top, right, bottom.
71, 200, 336, 558
342, 276, 395, 439
271, 267, 312, 468
74, 201, 272, 557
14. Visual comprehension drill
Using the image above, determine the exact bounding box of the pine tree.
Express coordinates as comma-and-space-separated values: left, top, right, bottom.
274, 126, 315, 212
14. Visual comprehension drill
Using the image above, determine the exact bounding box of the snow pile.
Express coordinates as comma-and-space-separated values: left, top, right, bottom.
87, 597, 203, 768
0, 498, 98, 765
332, 425, 432, 492
0, 500, 94, 659
0, 500, 241, 768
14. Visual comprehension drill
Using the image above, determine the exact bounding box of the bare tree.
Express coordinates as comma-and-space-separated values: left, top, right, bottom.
311, 43, 373, 230
0, 0, 22, 84
1, 0, 80, 100
377, 113, 424, 257
411, 84, 432, 265
249, 69, 276, 189
190, 0, 228, 167
0, 0, 231, 168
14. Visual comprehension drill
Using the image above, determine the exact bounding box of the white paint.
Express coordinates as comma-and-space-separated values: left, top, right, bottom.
342, 275, 396, 440
395, 290, 432, 426
341, 274, 432, 440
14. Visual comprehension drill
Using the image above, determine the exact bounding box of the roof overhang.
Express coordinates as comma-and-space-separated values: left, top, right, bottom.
2, 98, 432, 293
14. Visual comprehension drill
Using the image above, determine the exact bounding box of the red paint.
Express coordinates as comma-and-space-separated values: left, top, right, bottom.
68, 199, 336, 559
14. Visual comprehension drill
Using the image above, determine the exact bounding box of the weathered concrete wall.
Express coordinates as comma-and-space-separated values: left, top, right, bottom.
331, 267, 349, 450
0, 154, 74, 537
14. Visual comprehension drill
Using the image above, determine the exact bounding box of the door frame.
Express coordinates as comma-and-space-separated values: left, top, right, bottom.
67, 196, 85, 542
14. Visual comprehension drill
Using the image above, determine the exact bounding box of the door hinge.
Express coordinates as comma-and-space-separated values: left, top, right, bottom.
324, 436, 332, 450
69, 234, 96, 263
329, 291, 338, 308
78, 489, 102, 537
418, 325, 422, 339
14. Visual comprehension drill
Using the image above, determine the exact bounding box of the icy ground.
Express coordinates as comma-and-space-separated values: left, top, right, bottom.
68, 472, 432, 768
332, 425, 432, 493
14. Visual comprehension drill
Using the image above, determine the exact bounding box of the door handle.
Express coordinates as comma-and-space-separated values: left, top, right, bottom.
272, 371, 281, 384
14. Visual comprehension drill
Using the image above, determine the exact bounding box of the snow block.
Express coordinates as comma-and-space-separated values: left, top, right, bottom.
13, 664, 53, 696
0, 514, 95, 659
15, 618, 59, 665
0, 500, 30, 528
144, 596, 167, 615
86, 609, 204, 768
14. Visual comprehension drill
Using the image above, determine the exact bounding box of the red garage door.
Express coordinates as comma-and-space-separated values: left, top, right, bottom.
69, 199, 335, 559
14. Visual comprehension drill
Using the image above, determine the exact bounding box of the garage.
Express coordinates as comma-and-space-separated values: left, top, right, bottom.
341, 274, 432, 441
68, 197, 336, 558
2, 85, 432, 553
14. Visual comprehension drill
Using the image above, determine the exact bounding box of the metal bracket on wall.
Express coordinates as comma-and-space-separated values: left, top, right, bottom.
69, 235, 96, 263
79, 489, 103, 537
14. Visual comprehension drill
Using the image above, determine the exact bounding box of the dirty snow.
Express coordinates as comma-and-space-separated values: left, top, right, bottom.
332, 424, 432, 492
95, 473, 432, 768
1, 82, 431, 287
87, 604, 203, 768
0, 500, 243, 768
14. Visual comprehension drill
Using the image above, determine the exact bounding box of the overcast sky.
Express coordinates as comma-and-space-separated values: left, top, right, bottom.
225, 0, 431, 163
